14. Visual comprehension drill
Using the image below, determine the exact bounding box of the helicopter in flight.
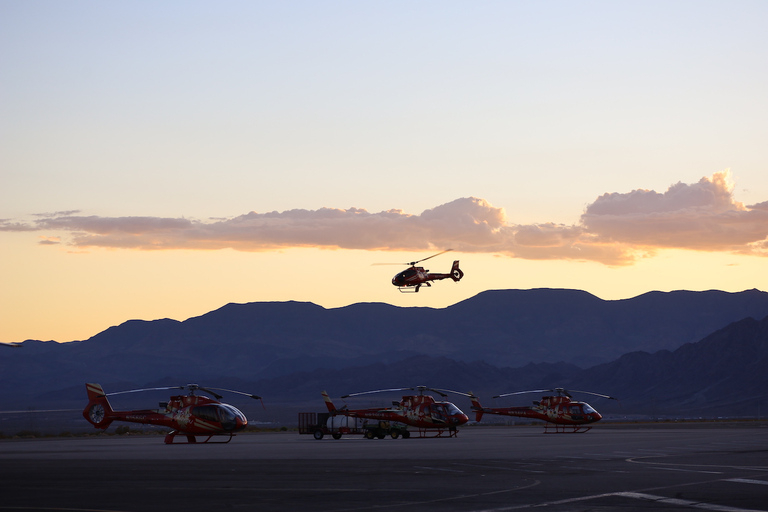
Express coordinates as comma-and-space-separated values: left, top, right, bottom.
377, 250, 464, 292
83, 383, 262, 444
322, 386, 469, 438
470, 388, 617, 433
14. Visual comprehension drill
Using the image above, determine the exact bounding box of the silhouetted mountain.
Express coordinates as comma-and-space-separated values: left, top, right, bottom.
242, 313, 768, 421
2, 288, 767, 419
568, 314, 768, 418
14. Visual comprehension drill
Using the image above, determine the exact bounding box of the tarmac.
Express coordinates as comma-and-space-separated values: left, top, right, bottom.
1, 423, 768, 511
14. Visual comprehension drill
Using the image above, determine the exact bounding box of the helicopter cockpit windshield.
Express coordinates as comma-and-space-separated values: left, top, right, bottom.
192, 404, 246, 431
444, 402, 464, 417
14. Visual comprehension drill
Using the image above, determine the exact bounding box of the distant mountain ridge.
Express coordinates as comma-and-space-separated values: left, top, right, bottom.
243, 313, 768, 420
2, 288, 768, 418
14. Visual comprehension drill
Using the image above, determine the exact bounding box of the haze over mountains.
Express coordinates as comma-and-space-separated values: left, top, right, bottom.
2, 288, 768, 424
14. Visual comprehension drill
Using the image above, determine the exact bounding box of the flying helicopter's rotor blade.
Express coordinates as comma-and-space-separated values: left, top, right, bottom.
204, 386, 262, 400
103, 386, 185, 397
492, 389, 553, 399
372, 249, 453, 267
408, 249, 453, 266
341, 387, 414, 399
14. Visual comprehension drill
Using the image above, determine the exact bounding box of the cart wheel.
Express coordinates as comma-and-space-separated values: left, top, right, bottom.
332, 432, 342, 440
390, 431, 400, 439
364, 431, 375, 439
402, 430, 410, 439
313, 430, 324, 440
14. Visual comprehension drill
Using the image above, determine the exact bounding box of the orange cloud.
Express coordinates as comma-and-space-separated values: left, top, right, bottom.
3, 172, 767, 265
581, 171, 768, 254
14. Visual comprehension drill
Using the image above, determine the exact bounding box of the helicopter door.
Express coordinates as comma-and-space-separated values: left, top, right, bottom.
568, 405, 584, 421
429, 404, 448, 423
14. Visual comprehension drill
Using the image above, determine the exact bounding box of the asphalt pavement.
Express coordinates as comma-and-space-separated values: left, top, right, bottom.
1, 423, 767, 511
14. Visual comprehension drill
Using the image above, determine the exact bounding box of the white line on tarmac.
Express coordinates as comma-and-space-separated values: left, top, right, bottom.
469, 490, 768, 512
726, 478, 768, 486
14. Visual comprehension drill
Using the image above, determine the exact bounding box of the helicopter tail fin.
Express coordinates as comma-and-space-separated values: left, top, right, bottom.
83, 383, 114, 429
470, 395, 484, 422
450, 261, 464, 282
322, 390, 337, 413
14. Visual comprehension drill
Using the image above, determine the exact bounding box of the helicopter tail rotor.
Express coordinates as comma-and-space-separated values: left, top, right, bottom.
322, 390, 338, 413
83, 383, 115, 430
469, 394, 484, 422
450, 261, 464, 282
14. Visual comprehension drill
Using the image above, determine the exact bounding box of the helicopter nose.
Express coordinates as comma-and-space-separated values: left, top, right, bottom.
453, 413, 469, 425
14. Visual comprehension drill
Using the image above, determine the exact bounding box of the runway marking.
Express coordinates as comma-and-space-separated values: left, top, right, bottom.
333, 479, 542, 511
653, 466, 723, 474
616, 492, 768, 512
451, 462, 545, 474
727, 478, 768, 486
469, 491, 768, 512
626, 456, 768, 472
412, 465, 465, 473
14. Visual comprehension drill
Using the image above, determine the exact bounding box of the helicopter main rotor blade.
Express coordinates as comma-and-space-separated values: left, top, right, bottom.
493, 388, 618, 400
103, 386, 185, 397
341, 387, 414, 399
372, 249, 453, 267
425, 387, 472, 398
567, 389, 618, 400
204, 386, 262, 400
492, 389, 553, 399
407, 249, 453, 266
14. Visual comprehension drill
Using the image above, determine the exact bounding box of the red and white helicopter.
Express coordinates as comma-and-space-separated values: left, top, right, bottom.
378, 250, 464, 292
323, 386, 469, 438
470, 388, 617, 433
83, 383, 262, 444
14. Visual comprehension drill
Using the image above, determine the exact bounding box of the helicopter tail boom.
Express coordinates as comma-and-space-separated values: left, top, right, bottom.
83, 383, 115, 430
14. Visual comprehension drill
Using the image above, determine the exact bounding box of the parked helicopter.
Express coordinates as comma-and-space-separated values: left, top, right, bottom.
322, 386, 469, 438
377, 250, 464, 292
83, 383, 262, 444
470, 388, 617, 433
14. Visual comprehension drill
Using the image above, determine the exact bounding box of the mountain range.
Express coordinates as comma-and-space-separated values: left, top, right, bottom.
2, 288, 768, 425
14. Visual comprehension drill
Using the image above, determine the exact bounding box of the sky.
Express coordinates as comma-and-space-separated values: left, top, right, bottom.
2, 1, 768, 343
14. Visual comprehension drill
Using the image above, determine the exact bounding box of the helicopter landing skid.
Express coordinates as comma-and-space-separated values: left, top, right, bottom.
164, 431, 236, 444
544, 424, 592, 434
413, 427, 459, 438
397, 282, 430, 293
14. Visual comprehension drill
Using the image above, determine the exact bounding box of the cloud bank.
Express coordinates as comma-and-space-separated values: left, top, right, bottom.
3, 171, 767, 265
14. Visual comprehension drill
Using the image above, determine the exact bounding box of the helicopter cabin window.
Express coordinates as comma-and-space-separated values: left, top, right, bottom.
582, 404, 596, 414
192, 405, 222, 423
430, 404, 448, 421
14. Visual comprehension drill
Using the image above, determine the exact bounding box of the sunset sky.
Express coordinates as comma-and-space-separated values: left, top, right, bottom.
2, 1, 768, 344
